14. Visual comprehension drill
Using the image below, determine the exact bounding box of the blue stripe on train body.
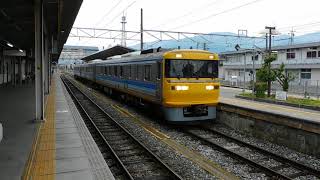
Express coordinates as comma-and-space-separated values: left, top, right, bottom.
96, 75, 157, 95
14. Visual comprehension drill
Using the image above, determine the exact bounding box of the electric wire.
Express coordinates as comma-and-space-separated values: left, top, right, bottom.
149, 0, 222, 29
101, 1, 136, 29
169, 0, 264, 30
94, 0, 124, 28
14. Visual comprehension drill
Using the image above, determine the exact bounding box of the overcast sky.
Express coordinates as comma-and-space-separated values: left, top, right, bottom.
66, 0, 320, 48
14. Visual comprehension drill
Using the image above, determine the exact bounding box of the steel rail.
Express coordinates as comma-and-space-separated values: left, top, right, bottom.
184, 129, 292, 180
62, 76, 134, 180
200, 127, 320, 179
62, 76, 182, 180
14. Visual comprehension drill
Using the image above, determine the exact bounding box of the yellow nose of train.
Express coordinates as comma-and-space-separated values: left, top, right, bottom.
163, 79, 220, 107
161, 50, 220, 122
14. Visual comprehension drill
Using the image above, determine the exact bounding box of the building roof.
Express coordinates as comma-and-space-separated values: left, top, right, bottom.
220, 41, 320, 55
81, 45, 136, 61
272, 41, 320, 50
63, 45, 99, 51
0, 0, 83, 62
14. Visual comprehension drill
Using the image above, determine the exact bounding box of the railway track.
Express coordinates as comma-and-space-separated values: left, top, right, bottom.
61, 76, 182, 180
183, 126, 320, 180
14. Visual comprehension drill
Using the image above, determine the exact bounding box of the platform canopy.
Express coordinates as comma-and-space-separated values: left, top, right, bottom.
0, 0, 83, 62
81, 45, 136, 62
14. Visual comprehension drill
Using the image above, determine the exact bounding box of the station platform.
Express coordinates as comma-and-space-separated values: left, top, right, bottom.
0, 84, 36, 179
19, 75, 114, 180
220, 96, 320, 124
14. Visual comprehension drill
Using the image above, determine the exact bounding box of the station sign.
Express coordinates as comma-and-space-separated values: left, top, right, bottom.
275, 91, 287, 101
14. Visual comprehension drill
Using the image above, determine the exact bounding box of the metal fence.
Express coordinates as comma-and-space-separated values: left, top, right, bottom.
221, 80, 320, 99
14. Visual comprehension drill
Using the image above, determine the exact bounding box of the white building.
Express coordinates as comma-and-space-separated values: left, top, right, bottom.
219, 42, 320, 86
58, 45, 99, 67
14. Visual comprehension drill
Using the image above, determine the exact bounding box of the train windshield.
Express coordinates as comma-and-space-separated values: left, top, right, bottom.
165, 59, 218, 78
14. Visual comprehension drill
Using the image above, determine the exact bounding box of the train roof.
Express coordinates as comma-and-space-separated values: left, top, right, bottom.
75, 49, 217, 67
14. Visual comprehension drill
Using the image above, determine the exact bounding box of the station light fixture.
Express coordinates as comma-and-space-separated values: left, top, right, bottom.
19, 49, 23, 52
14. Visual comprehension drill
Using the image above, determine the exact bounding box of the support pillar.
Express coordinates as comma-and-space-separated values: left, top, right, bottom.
44, 37, 49, 94
35, 0, 44, 121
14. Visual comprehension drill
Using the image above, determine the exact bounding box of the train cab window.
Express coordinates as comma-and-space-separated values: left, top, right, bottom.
157, 62, 161, 80
144, 65, 151, 81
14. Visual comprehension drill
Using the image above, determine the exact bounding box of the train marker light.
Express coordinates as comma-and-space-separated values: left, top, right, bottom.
175, 85, 189, 91
176, 54, 182, 58
206, 85, 214, 90
6, 42, 13, 47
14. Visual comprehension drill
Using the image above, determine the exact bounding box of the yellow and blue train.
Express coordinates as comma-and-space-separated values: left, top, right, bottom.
74, 49, 220, 123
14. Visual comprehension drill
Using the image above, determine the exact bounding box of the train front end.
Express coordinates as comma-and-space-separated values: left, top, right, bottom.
162, 50, 220, 123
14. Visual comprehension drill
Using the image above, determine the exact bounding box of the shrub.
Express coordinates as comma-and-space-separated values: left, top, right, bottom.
255, 82, 267, 98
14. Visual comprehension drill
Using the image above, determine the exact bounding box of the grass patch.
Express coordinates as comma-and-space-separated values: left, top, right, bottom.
239, 93, 320, 107
287, 97, 320, 107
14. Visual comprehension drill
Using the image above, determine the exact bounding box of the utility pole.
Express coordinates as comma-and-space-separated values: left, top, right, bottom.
252, 49, 256, 95
289, 29, 295, 45
121, 14, 127, 47
265, 26, 276, 97
140, 8, 143, 51
203, 43, 206, 50
243, 52, 246, 92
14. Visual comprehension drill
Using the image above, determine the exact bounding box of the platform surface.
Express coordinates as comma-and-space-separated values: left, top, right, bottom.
220, 87, 320, 124
23, 75, 115, 180
0, 85, 36, 180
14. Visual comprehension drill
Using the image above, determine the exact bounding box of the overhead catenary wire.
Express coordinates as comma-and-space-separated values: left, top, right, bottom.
169, 0, 264, 30
94, 0, 124, 28
101, 1, 136, 29
149, 0, 222, 30
277, 21, 320, 30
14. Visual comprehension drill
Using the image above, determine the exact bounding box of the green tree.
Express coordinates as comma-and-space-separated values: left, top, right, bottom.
255, 55, 276, 97
256, 55, 276, 82
274, 63, 295, 92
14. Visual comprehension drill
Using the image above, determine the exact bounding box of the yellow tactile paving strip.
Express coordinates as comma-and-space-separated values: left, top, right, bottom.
23, 79, 56, 180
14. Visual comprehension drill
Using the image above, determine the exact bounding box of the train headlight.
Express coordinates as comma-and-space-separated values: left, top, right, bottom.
174, 85, 189, 91
206, 85, 214, 90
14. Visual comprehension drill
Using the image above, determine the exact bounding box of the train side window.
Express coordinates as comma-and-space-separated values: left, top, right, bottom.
120, 66, 123, 77
156, 62, 161, 80
144, 65, 151, 81
136, 64, 139, 80
114, 66, 118, 76
129, 65, 132, 79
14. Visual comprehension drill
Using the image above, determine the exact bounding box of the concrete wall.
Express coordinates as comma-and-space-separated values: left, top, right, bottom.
0, 57, 33, 85
217, 104, 320, 157
312, 69, 320, 82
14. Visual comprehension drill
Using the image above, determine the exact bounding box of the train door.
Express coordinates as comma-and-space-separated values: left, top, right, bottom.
93, 64, 96, 82
124, 65, 129, 90
155, 60, 162, 101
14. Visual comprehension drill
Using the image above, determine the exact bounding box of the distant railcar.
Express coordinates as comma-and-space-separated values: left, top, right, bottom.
74, 49, 220, 123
